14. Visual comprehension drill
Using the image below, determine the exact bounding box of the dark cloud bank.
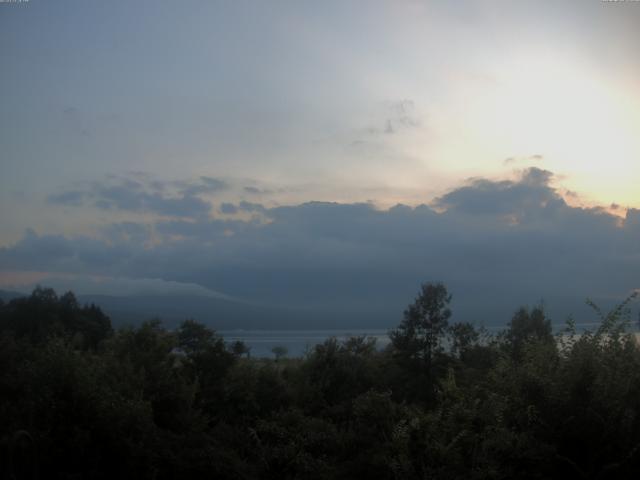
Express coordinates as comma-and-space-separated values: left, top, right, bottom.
48, 176, 227, 218
4, 168, 640, 328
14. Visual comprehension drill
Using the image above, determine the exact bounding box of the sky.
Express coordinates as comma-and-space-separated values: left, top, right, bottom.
1, 0, 639, 326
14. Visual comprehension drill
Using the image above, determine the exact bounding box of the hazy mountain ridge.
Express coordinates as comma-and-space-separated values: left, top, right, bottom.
2, 288, 634, 332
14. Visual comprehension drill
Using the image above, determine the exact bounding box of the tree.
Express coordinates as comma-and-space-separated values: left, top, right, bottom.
177, 319, 215, 355
271, 345, 288, 362
231, 340, 251, 358
0, 287, 111, 348
389, 283, 452, 403
448, 321, 479, 359
390, 282, 452, 366
175, 319, 236, 414
504, 305, 553, 359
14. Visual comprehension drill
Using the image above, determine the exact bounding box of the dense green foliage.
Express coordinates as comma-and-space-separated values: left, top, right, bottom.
1, 285, 639, 479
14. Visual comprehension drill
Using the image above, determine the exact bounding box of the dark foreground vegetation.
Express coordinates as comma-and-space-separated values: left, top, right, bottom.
1, 285, 640, 479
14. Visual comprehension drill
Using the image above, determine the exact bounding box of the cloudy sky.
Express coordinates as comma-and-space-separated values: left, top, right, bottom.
1, 1, 639, 326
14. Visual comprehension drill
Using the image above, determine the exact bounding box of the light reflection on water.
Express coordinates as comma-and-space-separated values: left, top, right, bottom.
218, 329, 391, 357
219, 325, 640, 358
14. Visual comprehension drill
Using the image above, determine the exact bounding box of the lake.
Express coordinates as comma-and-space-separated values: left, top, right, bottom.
218, 329, 392, 357
219, 325, 639, 358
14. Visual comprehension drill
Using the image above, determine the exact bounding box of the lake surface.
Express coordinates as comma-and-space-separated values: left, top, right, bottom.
219, 325, 640, 358
218, 329, 392, 357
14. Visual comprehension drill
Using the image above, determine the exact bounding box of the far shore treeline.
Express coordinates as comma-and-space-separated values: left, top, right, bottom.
1, 285, 640, 479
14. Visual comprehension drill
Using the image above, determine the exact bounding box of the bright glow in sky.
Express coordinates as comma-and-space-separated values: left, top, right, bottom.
1, 0, 640, 245
427, 51, 640, 206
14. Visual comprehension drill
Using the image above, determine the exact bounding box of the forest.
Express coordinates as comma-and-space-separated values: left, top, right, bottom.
1, 284, 640, 479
